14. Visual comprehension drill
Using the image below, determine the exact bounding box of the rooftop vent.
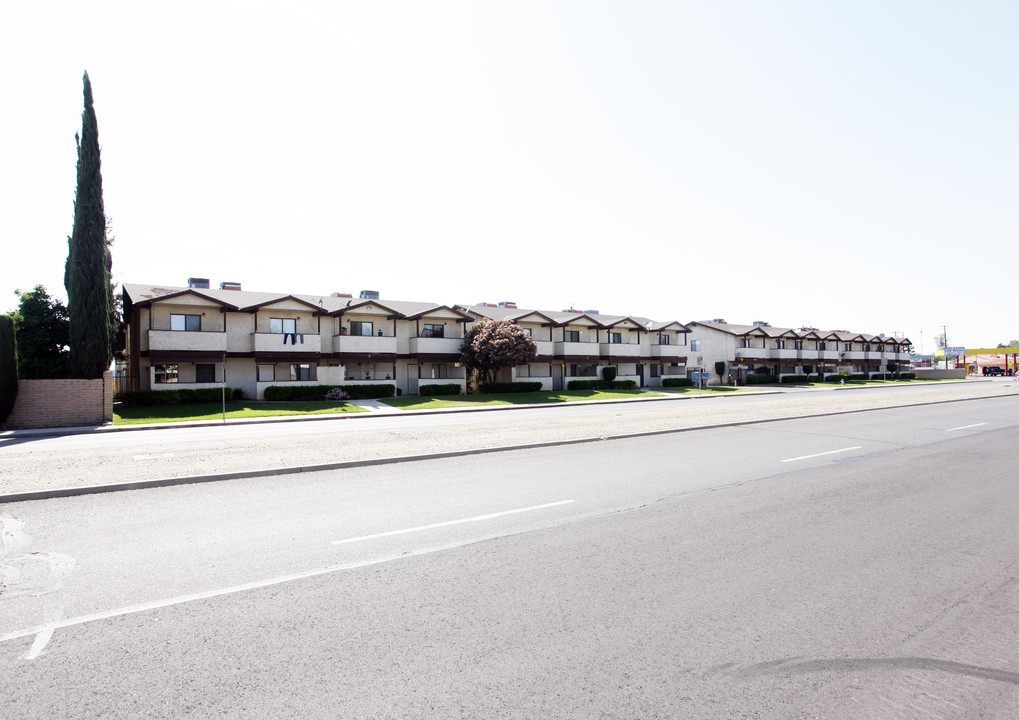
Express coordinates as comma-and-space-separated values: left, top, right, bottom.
498, 301, 517, 309
188, 277, 210, 289
752, 321, 770, 327
330, 292, 353, 298
563, 308, 582, 314
583, 309, 600, 315
359, 290, 380, 300
220, 281, 241, 291
712, 318, 726, 324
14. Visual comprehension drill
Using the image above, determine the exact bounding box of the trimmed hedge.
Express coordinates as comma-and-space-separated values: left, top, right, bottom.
419, 383, 462, 396
479, 381, 544, 394
262, 384, 395, 401
566, 379, 638, 390
662, 378, 694, 387
122, 387, 238, 407
781, 375, 811, 384
746, 374, 779, 385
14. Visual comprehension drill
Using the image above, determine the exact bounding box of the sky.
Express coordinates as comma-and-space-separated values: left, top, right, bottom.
2, 1, 1018, 352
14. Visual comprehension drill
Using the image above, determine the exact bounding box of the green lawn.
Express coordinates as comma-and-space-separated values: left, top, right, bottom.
114, 401, 367, 425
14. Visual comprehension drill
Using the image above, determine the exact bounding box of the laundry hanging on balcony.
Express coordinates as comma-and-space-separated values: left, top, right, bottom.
282, 333, 305, 345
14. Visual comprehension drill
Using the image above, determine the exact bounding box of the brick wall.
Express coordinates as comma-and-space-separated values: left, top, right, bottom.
3, 371, 113, 430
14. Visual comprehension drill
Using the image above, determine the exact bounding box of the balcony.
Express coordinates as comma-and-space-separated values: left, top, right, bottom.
734, 347, 769, 361
650, 345, 685, 361
148, 329, 227, 353
819, 350, 841, 361
600, 342, 641, 359
253, 332, 322, 354
335, 334, 398, 356
554, 341, 600, 359
409, 336, 463, 357
772, 348, 798, 360
533, 340, 554, 358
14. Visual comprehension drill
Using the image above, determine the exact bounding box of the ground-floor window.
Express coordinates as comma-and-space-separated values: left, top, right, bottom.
154, 364, 178, 384
650, 364, 661, 378
258, 364, 275, 382
431, 364, 448, 379
516, 365, 530, 377
290, 363, 312, 381
196, 363, 216, 383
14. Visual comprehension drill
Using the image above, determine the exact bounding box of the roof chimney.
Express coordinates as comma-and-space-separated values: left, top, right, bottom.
331, 292, 353, 298
220, 281, 242, 291
498, 301, 517, 309
188, 277, 210, 289
359, 290, 380, 300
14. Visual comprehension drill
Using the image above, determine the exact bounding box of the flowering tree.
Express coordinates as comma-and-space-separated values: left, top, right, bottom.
459, 318, 538, 387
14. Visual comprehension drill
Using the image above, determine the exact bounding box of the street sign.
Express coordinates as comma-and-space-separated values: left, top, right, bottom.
946, 346, 966, 355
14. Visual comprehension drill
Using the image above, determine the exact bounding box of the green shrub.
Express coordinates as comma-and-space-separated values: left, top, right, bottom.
781, 375, 810, 384
262, 384, 395, 401
479, 381, 544, 394
602, 366, 617, 382
566, 379, 638, 390
746, 374, 779, 385
899, 372, 916, 380
121, 387, 236, 406
662, 378, 693, 387
419, 383, 462, 396
0, 315, 18, 424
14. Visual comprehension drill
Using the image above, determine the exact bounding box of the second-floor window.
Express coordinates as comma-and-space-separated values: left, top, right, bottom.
350, 321, 373, 337
691, 339, 701, 351
740, 338, 751, 348
776, 340, 786, 349
564, 330, 580, 342
609, 332, 622, 344
844, 343, 852, 351
795, 340, 803, 350
270, 317, 297, 334
170, 314, 201, 332
422, 324, 444, 338
659, 334, 671, 345
818, 342, 827, 351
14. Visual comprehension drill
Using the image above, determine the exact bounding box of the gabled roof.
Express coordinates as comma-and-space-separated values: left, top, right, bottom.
398, 303, 473, 322
329, 299, 405, 318
123, 285, 241, 311
242, 294, 325, 313
458, 305, 558, 325
598, 316, 647, 331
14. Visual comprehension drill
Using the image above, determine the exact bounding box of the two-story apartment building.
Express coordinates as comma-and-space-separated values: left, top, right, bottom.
122, 282, 473, 398
686, 320, 912, 383
457, 304, 692, 390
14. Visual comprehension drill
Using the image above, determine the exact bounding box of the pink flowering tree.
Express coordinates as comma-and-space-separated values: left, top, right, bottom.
459, 318, 538, 387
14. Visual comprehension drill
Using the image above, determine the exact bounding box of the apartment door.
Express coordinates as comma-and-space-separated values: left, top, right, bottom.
408, 364, 419, 395
637, 363, 645, 387
552, 363, 564, 390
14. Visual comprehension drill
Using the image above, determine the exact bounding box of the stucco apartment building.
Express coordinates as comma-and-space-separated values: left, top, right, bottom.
121, 281, 693, 399
686, 320, 912, 383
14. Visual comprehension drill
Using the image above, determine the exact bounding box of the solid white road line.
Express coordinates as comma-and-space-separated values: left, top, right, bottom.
945, 423, 986, 432
2, 499, 578, 657
331, 500, 576, 545
781, 446, 862, 463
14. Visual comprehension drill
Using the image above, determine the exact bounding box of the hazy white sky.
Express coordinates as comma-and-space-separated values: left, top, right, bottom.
3, 1, 1017, 351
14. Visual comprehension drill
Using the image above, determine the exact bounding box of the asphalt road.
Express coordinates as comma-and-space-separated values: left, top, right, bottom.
2, 394, 1018, 718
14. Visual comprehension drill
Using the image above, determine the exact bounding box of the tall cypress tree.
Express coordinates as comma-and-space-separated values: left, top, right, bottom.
65, 71, 113, 378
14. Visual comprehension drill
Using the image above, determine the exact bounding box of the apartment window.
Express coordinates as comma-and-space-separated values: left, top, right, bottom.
608, 332, 623, 344
844, 343, 852, 351
569, 364, 582, 377
290, 363, 312, 381
795, 340, 803, 350
153, 364, 178, 384
430, 364, 448, 379
690, 339, 701, 351
564, 330, 580, 342
350, 321, 373, 337
650, 364, 661, 378
195, 363, 216, 383
520, 327, 532, 337
740, 338, 751, 348
270, 317, 297, 334
421, 324, 444, 338
170, 314, 201, 332
659, 334, 671, 345
818, 342, 827, 351
864, 344, 871, 352
776, 340, 786, 349
516, 365, 530, 377
258, 364, 275, 382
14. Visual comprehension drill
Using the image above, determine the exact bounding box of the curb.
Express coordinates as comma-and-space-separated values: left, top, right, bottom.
1, 388, 1010, 504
